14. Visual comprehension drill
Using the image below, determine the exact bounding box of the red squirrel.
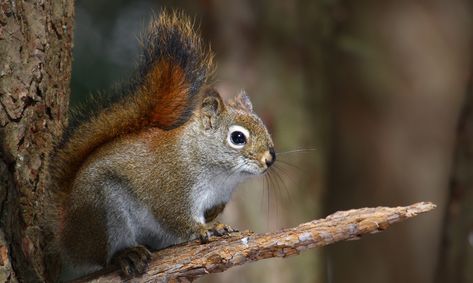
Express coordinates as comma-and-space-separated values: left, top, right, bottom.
46, 11, 275, 281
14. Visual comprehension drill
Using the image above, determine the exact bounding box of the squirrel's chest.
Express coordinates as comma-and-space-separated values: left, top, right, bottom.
189, 172, 243, 224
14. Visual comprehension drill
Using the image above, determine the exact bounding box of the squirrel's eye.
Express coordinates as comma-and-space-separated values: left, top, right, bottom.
227, 125, 249, 149
231, 131, 247, 145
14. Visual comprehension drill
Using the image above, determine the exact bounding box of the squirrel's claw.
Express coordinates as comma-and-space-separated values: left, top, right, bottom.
198, 228, 211, 244
199, 222, 238, 244
112, 245, 153, 278
212, 222, 238, 236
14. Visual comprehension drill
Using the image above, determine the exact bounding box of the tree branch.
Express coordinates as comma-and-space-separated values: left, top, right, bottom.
75, 202, 435, 283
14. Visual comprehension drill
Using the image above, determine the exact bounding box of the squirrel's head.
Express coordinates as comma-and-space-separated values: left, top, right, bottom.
190, 88, 275, 176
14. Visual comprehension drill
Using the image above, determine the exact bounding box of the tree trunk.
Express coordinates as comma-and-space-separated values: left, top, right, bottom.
437, 79, 473, 283
0, 1, 74, 281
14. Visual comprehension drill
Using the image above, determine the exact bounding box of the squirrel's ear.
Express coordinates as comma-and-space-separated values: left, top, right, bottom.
228, 90, 253, 112
200, 88, 225, 129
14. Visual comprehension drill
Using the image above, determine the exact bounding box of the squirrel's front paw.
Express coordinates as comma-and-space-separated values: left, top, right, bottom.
112, 245, 153, 278
199, 223, 238, 244
210, 222, 238, 236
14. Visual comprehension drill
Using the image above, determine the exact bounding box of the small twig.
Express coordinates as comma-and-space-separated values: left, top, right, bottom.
76, 202, 436, 283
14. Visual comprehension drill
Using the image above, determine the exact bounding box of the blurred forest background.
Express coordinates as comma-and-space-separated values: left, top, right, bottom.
71, 1, 473, 282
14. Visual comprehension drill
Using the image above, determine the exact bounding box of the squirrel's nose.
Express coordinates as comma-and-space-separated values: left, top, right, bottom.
264, 147, 276, 167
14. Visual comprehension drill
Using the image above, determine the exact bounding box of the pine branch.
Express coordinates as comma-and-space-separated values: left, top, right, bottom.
75, 202, 435, 283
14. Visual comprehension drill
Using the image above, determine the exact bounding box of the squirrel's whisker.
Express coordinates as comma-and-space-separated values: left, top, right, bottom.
275, 159, 306, 173
270, 169, 284, 220
272, 165, 293, 205
263, 173, 271, 227
276, 148, 317, 156
266, 170, 277, 221
273, 163, 298, 192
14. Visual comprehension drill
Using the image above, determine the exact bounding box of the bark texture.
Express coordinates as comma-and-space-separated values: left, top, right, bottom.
0, 1, 73, 281
75, 202, 435, 283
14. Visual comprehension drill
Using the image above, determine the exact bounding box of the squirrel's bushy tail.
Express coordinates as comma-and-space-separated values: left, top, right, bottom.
138, 10, 215, 128
51, 11, 214, 194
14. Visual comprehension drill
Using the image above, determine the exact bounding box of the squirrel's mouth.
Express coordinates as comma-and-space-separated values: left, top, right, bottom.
240, 169, 259, 176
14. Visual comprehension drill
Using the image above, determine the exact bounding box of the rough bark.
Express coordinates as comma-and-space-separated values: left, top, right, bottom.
0, 1, 73, 281
73, 202, 435, 283
436, 85, 473, 283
